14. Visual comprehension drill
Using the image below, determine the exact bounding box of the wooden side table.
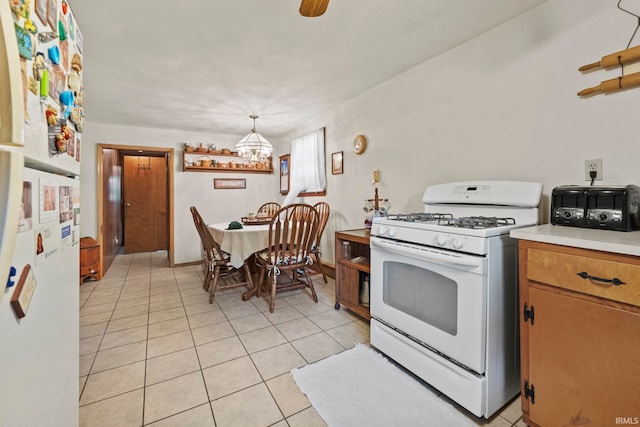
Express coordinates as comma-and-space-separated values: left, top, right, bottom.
80, 237, 100, 283
334, 229, 371, 320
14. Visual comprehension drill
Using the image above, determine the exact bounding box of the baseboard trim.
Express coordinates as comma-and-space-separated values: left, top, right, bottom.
173, 260, 203, 268
309, 261, 335, 280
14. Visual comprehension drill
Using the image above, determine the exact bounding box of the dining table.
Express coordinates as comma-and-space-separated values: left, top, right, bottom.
207, 222, 270, 300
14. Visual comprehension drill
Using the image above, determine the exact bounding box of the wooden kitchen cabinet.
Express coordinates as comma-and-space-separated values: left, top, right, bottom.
334, 229, 371, 320
80, 237, 101, 283
517, 240, 640, 427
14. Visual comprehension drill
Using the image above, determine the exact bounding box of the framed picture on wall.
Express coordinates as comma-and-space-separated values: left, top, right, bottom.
280, 154, 290, 195
332, 151, 343, 175
213, 178, 246, 189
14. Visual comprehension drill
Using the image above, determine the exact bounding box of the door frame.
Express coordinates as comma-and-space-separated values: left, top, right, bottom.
97, 144, 175, 271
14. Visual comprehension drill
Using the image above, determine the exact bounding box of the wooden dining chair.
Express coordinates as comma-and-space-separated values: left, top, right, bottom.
257, 202, 281, 217
310, 202, 330, 283
255, 203, 320, 313
189, 206, 253, 303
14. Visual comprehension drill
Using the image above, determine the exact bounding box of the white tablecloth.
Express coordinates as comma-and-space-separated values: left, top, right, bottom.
208, 223, 270, 268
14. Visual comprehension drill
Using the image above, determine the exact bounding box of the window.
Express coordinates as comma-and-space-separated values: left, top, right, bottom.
288, 127, 326, 198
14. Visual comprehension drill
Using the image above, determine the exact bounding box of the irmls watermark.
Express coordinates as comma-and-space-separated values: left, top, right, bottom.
616, 417, 640, 425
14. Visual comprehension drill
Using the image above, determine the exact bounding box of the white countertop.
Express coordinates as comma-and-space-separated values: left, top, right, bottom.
510, 224, 640, 257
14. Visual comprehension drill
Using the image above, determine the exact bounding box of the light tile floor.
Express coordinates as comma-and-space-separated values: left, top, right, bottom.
79, 251, 526, 427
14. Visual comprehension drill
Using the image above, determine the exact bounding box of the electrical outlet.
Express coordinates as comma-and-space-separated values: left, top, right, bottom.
584, 158, 603, 181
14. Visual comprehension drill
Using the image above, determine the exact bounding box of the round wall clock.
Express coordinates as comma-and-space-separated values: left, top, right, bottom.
353, 134, 367, 155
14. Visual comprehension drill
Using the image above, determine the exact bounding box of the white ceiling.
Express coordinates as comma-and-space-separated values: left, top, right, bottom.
70, 0, 547, 138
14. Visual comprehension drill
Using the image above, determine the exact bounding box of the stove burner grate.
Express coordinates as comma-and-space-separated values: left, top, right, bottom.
390, 213, 453, 222
438, 216, 516, 229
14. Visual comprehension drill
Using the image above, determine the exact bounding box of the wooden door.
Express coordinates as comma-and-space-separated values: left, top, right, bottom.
123, 155, 168, 253
527, 286, 640, 426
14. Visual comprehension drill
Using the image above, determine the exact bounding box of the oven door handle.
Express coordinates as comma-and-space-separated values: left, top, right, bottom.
371, 238, 482, 268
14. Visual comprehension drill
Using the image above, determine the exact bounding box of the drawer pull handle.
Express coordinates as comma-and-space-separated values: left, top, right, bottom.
576, 271, 626, 286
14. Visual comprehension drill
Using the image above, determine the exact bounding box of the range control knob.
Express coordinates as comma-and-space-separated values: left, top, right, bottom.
453, 237, 464, 250
388, 227, 397, 237
379, 225, 389, 236
371, 225, 379, 235
436, 235, 447, 247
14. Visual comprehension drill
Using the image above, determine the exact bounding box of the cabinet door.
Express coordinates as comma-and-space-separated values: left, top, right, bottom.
336, 264, 360, 305
528, 286, 640, 426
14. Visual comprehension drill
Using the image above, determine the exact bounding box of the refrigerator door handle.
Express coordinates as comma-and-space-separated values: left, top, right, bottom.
0, 0, 25, 146
0, 149, 24, 300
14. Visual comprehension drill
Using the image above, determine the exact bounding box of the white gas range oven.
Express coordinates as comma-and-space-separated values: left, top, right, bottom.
369, 181, 542, 418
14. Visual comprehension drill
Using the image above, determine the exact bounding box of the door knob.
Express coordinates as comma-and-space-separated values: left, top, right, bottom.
126, 202, 131, 207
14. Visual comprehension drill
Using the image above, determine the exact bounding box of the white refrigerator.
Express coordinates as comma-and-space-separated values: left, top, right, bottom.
0, 0, 84, 425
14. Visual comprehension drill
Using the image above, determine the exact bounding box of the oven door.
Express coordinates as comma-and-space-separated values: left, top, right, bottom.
370, 236, 487, 374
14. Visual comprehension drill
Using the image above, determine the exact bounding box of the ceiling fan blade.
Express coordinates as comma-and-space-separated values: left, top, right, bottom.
299, 0, 329, 17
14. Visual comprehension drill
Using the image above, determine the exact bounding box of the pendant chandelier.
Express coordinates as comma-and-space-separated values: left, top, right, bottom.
234, 115, 273, 163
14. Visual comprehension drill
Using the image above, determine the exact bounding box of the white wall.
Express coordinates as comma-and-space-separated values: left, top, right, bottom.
82, 0, 640, 267
283, 0, 640, 263
79, 123, 282, 264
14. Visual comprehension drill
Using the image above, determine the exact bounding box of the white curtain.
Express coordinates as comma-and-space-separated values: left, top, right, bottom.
286, 127, 326, 204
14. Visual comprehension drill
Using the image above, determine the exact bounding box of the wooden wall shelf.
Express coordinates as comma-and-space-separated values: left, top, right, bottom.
183, 150, 273, 174
184, 166, 273, 173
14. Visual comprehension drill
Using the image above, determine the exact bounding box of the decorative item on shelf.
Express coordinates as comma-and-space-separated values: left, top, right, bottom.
208, 144, 217, 153
197, 143, 207, 153
363, 187, 390, 229
184, 143, 194, 152
234, 115, 273, 163
201, 158, 212, 168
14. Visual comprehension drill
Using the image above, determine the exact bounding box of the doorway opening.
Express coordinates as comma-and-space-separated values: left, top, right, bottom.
97, 144, 175, 276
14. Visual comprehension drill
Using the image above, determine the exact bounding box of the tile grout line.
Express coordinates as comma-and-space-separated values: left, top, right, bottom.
79, 257, 133, 405
175, 263, 219, 426
140, 257, 153, 427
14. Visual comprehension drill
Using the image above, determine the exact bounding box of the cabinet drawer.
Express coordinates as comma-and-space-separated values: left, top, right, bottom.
527, 248, 640, 306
